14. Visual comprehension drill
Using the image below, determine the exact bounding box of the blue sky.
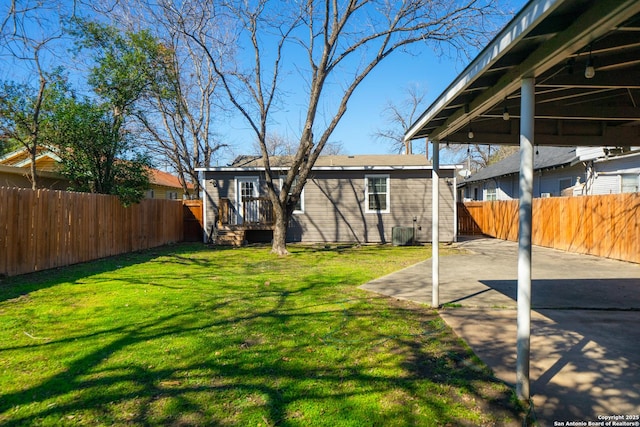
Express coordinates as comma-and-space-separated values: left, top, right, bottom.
328, 50, 471, 157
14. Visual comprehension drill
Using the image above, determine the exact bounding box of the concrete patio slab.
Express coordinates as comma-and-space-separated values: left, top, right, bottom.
360, 237, 640, 426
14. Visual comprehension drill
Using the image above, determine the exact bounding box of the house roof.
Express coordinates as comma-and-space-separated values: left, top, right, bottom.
230, 154, 433, 168
1, 146, 192, 190
405, 0, 640, 147
591, 149, 640, 175
0, 146, 61, 172
149, 168, 194, 190
202, 154, 458, 172
463, 146, 578, 183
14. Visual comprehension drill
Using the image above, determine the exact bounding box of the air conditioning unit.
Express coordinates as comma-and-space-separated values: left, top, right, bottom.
392, 226, 414, 246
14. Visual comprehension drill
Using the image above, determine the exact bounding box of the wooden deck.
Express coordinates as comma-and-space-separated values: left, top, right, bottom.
216, 197, 275, 246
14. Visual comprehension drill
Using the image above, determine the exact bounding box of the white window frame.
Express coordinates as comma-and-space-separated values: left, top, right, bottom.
365, 174, 390, 214
235, 176, 260, 225
280, 176, 304, 214
485, 182, 497, 201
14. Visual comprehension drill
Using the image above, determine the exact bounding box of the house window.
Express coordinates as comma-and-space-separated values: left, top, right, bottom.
167, 191, 178, 200
365, 175, 390, 213
559, 177, 573, 195
485, 182, 497, 201
621, 174, 639, 193
146, 189, 155, 199
281, 176, 304, 213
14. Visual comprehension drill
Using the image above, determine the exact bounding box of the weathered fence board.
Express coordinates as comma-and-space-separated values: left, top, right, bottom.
461, 194, 640, 264
0, 187, 184, 277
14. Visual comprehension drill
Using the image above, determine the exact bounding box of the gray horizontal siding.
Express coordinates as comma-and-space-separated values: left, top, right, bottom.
289, 169, 455, 243
203, 168, 456, 244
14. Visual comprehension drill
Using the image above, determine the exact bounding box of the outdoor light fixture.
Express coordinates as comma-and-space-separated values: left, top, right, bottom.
502, 105, 510, 121
585, 46, 595, 79
468, 127, 474, 139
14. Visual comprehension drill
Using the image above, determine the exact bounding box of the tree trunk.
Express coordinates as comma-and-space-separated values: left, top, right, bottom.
271, 212, 289, 255
271, 196, 295, 256
30, 148, 38, 190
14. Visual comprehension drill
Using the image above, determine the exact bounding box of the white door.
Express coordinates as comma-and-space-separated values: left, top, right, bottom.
236, 177, 259, 224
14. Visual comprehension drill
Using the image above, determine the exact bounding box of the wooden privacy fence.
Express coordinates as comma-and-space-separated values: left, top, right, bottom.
460, 194, 640, 264
0, 187, 184, 277
183, 200, 203, 242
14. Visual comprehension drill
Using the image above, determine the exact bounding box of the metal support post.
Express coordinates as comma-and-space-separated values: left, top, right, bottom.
517, 77, 535, 401
432, 139, 440, 308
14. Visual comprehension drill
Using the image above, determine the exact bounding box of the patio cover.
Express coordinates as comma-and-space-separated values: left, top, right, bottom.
404, 0, 640, 401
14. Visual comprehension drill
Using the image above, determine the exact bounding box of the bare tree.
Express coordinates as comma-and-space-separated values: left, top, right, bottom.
251, 132, 298, 157
179, 0, 502, 254
375, 84, 428, 155
250, 131, 343, 157
376, 86, 520, 167
447, 143, 518, 172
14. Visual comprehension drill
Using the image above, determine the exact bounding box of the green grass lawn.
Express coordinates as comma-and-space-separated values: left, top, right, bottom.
0, 243, 523, 426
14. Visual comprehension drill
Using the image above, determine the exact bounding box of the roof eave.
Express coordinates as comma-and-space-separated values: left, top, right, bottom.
405, 0, 640, 145
404, 0, 563, 142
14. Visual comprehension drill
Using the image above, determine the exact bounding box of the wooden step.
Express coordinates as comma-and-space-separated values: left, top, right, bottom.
215, 229, 245, 246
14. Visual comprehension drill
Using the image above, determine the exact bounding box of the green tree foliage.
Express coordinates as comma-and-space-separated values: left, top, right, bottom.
70, 15, 227, 198
0, 81, 37, 152
70, 19, 175, 125
46, 96, 151, 206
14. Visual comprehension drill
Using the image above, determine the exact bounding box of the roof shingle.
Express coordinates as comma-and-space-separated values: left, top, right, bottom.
464, 146, 578, 183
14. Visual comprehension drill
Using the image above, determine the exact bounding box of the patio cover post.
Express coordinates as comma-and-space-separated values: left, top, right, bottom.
517, 77, 535, 401
432, 139, 440, 308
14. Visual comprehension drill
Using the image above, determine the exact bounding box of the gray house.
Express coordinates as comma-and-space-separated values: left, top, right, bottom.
459, 146, 640, 201
578, 147, 640, 195
460, 146, 583, 201
199, 154, 457, 245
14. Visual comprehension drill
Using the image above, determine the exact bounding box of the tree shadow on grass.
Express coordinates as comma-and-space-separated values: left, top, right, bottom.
0, 285, 526, 426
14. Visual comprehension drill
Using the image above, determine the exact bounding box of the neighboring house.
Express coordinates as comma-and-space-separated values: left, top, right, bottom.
459, 146, 640, 201
578, 147, 640, 195
0, 146, 69, 190
145, 169, 192, 199
199, 154, 458, 245
0, 146, 192, 198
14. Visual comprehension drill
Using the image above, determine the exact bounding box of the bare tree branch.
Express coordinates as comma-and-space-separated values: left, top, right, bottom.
374, 84, 428, 154
83, 0, 236, 197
